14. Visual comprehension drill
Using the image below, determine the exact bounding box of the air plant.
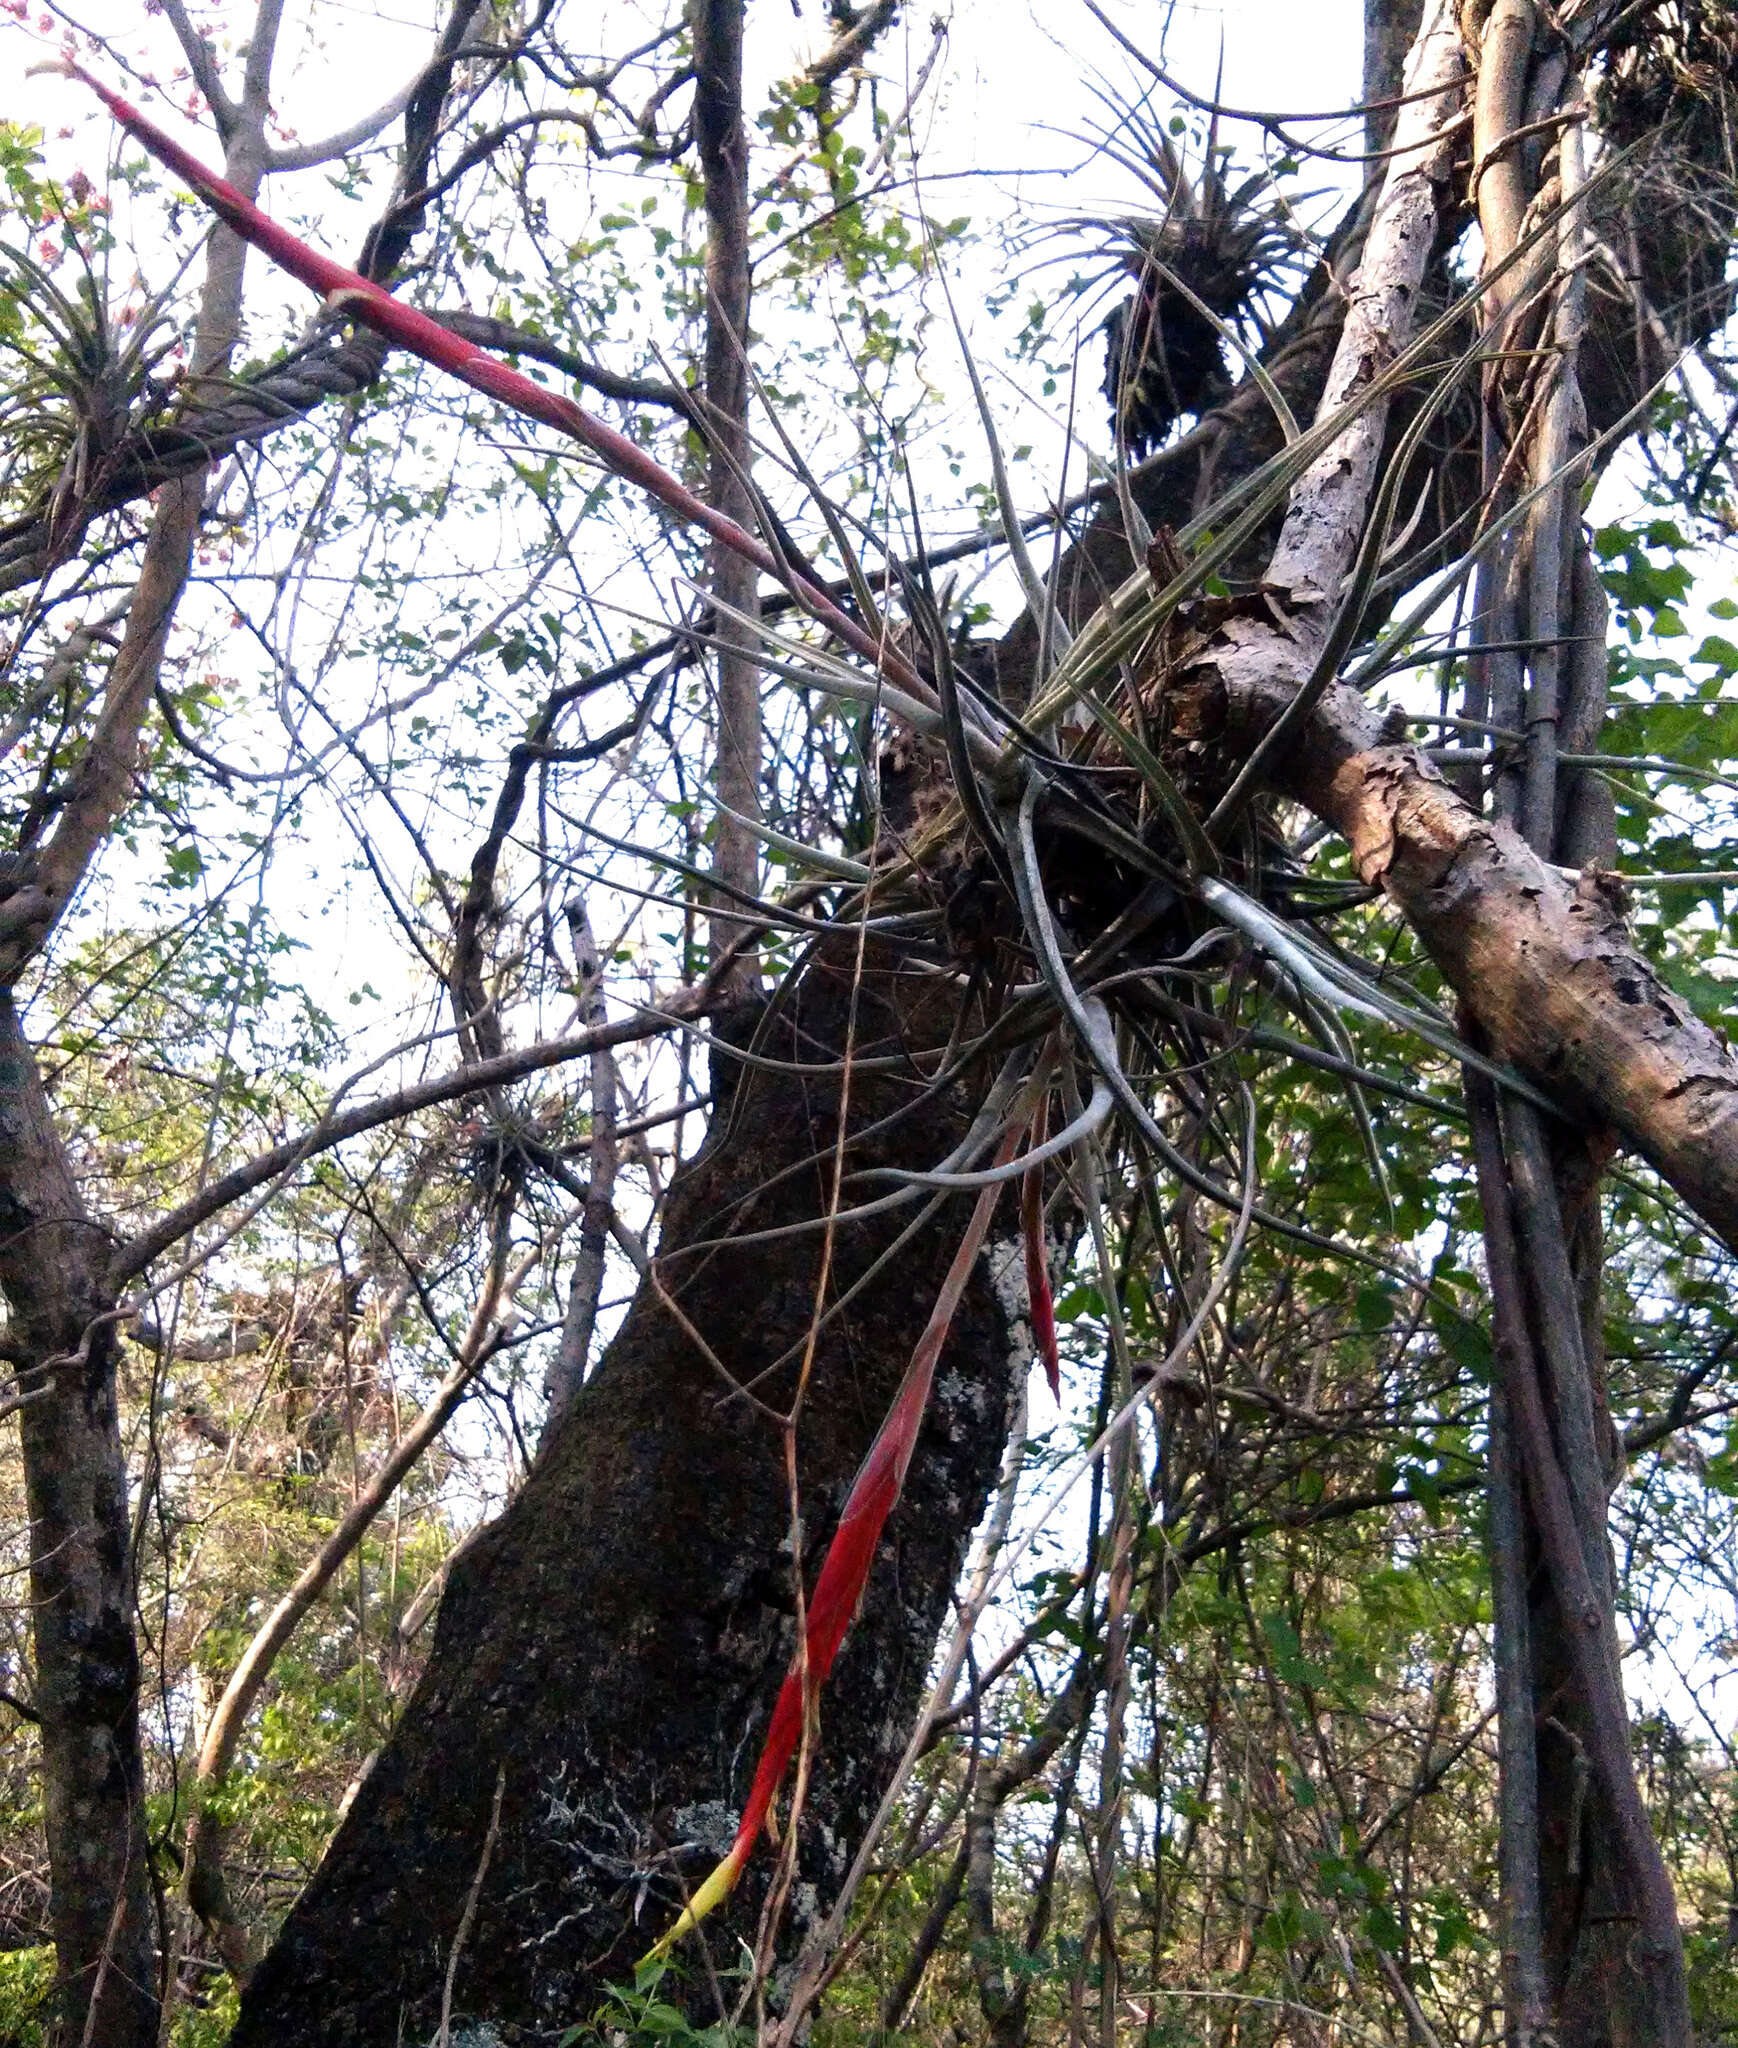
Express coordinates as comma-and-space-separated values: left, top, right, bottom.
1595, 0, 1738, 375
0, 233, 182, 544
1076, 87, 1311, 458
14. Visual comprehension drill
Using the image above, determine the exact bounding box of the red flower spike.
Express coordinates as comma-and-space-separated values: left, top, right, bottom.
646, 1125, 1023, 1955
53, 61, 934, 707
1021, 1100, 1060, 1401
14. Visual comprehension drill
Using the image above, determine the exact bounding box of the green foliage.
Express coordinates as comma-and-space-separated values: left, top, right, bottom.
559, 1960, 751, 2045
0, 1947, 51, 2048
169, 1976, 241, 2048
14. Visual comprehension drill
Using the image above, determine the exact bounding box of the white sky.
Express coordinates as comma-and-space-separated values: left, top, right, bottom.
9, 1, 1367, 216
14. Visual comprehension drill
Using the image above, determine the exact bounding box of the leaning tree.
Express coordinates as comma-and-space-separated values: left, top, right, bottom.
2, 0, 1737, 2044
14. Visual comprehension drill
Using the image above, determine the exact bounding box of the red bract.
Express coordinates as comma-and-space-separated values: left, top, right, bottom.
1022, 1156, 1061, 1400
647, 1126, 1023, 1953
59, 56, 1037, 1957
58, 62, 934, 707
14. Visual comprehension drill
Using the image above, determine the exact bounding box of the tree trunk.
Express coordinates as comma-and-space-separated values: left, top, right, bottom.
0, 995, 155, 2048
220, 9, 1738, 2040
1365, 0, 1429, 155
231, 937, 1023, 2044
694, 0, 763, 997
1528, 1119, 1679, 2048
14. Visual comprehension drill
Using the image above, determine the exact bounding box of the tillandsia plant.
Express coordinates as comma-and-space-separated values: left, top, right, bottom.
7, 1, 1738, 2043
0, 236, 182, 555
1081, 85, 1314, 460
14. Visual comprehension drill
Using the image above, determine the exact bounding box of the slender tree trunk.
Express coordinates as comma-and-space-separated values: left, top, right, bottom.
1152, 8, 1693, 2024
694, 0, 763, 998
1, 997, 155, 2048
1365, 0, 1428, 156
0, 59, 273, 2040
230, 935, 1023, 2044
1468, 29, 1686, 2012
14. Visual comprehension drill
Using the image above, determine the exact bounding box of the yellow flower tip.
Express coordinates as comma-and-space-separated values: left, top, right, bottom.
638, 1844, 746, 1965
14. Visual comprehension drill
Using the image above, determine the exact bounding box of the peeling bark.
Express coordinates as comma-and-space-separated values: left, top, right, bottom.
1178, 641, 1738, 1258
1149, 0, 1738, 1259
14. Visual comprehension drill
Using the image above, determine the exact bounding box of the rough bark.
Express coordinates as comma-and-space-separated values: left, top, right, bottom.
230, 939, 1021, 2045
0, 995, 154, 2048
14, 4, 1730, 2040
